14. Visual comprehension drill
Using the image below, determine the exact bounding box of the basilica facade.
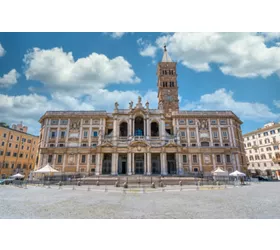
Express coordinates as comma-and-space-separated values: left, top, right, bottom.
37, 47, 247, 176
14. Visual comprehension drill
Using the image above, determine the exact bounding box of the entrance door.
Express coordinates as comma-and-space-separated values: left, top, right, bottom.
151, 154, 161, 174
135, 154, 144, 174
167, 161, 177, 175
121, 162, 127, 174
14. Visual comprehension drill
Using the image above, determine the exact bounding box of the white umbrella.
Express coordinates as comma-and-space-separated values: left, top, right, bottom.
212, 167, 228, 175
11, 173, 25, 178
229, 170, 246, 177
34, 163, 59, 173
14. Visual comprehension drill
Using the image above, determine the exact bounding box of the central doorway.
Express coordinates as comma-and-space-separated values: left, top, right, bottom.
167, 153, 177, 175
135, 153, 144, 174
102, 154, 112, 175
151, 153, 161, 174
118, 154, 127, 175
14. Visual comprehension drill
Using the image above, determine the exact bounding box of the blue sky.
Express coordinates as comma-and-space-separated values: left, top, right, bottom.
0, 32, 280, 135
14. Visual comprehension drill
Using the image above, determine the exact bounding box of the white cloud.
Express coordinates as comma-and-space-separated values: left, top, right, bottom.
23, 47, 140, 96
0, 43, 5, 57
155, 32, 280, 78
181, 88, 280, 122
111, 32, 126, 39
0, 69, 20, 88
137, 38, 158, 58
273, 100, 280, 108
261, 32, 280, 41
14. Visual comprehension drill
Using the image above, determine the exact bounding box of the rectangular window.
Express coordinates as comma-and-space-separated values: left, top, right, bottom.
0, 150, 3, 156
216, 155, 221, 163
59, 144, 64, 147
191, 143, 196, 147
222, 131, 228, 138
211, 120, 217, 125
11, 163, 14, 169
8, 143, 12, 148
183, 155, 188, 163
22, 138, 26, 143
60, 119, 68, 125
253, 141, 256, 145
252, 135, 255, 139
48, 155, 53, 163
10, 135, 13, 140
19, 153, 23, 158
179, 120, 185, 125
3, 133, 6, 138
270, 130, 275, 135
13, 152, 17, 157
263, 132, 268, 136
51, 120, 58, 125
180, 131, 186, 137
57, 155, 62, 164
81, 155, 86, 163
91, 155, 96, 164
83, 131, 88, 138
226, 155, 231, 163
51, 131, 56, 138
259, 140, 262, 145
92, 143, 97, 147
27, 139, 31, 143
16, 136, 19, 141
214, 143, 219, 147
220, 120, 226, 125
190, 131, 195, 138
92, 131, 98, 137
213, 131, 218, 138
258, 134, 261, 138
82, 143, 87, 147
17, 164, 21, 169
50, 144, 55, 147
274, 145, 279, 150
1, 141, 5, 146
21, 145, 24, 150
61, 131, 66, 138
278, 128, 280, 133
6, 151, 11, 156
25, 154, 28, 158
192, 155, 197, 163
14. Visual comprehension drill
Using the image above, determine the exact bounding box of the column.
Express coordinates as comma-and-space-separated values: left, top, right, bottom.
218, 121, 223, 146
188, 154, 192, 172
111, 153, 118, 175
235, 154, 240, 171
128, 117, 132, 137
178, 153, 183, 175
62, 154, 66, 172
46, 126, 50, 147
187, 126, 190, 147
76, 154, 80, 172
86, 154, 90, 173
65, 118, 70, 146
113, 117, 117, 139
146, 119, 150, 139
95, 153, 101, 175
147, 152, 151, 175
161, 153, 167, 175
161, 118, 165, 140
231, 126, 236, 147
132, 118, 135, 136
132, 153, 135, 174
127, 152, 132, 175
228, 126, 233, 147
89, 119, 93, 147
195, 123, 200, 146
212, 154, 216, 170
208, 118, 213, 146
55, 119, 61, 147
232, 153, 237, 171
144, 118, 146, 137
223, 154, 226, 170
79, 119, 83, 146
199, 154, 202, 172
144, 153, 147, 174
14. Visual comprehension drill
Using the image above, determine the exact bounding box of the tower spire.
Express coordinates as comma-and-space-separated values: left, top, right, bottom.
162, 45, 172, 62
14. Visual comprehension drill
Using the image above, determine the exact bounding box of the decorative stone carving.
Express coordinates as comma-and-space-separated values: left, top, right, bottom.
114, 102, 119, 111
204, 154, 211, 164
68, 154, 75, 165
70, 120, 81, 131
159, 101, 163, 110
145, 101, 149, 110
129, 101, 133, 109
198, 119, 208, 131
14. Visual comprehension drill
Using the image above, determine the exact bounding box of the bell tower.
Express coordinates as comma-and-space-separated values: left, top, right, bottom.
157, 45, 179, 114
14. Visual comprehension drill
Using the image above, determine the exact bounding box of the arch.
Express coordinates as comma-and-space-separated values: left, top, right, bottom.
119, 121, 128, 137
134, 116, 144, 136
151, 121, 159, 137
201, 141, 209, 147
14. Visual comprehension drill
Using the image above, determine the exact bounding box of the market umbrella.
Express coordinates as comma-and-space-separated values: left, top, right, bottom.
11, 173, 25, 179
34, 163, 59, 173
229, 170, 246, 177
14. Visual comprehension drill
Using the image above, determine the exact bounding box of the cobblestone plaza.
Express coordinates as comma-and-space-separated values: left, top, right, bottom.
1, 182, 279, 219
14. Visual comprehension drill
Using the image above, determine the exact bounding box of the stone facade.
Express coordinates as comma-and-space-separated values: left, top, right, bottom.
37, 48, 247, 176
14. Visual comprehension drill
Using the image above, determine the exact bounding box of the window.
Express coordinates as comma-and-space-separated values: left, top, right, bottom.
278, 128, 280, 133
8, 143, 12, 148
11, 163, 14, 169
188, 120, 194, 125
254, 149, 257, 153
60, 119, 68, 125
27, 139, 31, 143
261, 154, 266, 160
83, 131, 88, 138
15, 144, 18, 148
16, 136, 19, 141
183, 155, 188, 163
92, 143, 97, 147
247, 137, 249, 141
190, 131, 195, 138
1, 141, 4, 146
51, 131, 56, 138
50, 144, 55, 147
220, 120, 226, 125
222, 131, 228, 138
51, 119, 58, 125
59, 144, 64, 147
274, 145, 279, 150
21, 145, 24, 150
252, 163, 254, 167
211, 120, 217, 125
180, 131, 186, 137
82, 143, 87, 147
0, 150, 3, 156
266, 147, 272, 151
60, 131, 66, 138
247, 143, 251, 147
179, 120, 185, 125
258, 163, 260, 167
48, 155, 53, 163
270, 130, 275, 135
201, 142, 209, 147
249, 150, 252, 153
182, 144, 187, 147
268, 154, 272, 159
23, 164, 27, 169
259, 140, 262, 145
192, 155, 197, 163
214, 143, 219, 147
10, 135, 13, 140
13, 152, 17, 157
249, 156, 253, 161
216, 155, 221, 163
22, 138, 26, 143
258, 134, 261, 138
255, 155, 260, 160
261, 148, 264, 152
193, 168, 198, 172
27, 146, 30, 150
3, 133, 6, 138
25, 154, 28, 158
224, 143, 229, 147
213, 131, 218, 138
264, 163, 267, 167
252, 135, 255, 139
17, 164, 21, 169
81, 155, 86, 163
19, 153, 23, 158
265, 139, 270, 144
57, 155, 62, 164
92, 131, 98, 137
253, 141, 256, 145
191, 143, 196, 147
6, 151, 11, 156
263, 132, 268, 136
91, 155, 96, 164
29, 164, 32, 169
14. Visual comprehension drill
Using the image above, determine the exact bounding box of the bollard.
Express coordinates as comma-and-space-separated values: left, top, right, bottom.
115, 181, 119, 187
123, 182, 128, 189
77, 181, 81, 186
179, 181, 182, 186
151, 182, 155, 188
96, 181, 100, 186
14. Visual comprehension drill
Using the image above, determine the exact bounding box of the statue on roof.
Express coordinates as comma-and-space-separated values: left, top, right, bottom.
145, 101, 149, 110
138, 96, 142, 104
129, 101, 133, 109
114, 102, 119, 110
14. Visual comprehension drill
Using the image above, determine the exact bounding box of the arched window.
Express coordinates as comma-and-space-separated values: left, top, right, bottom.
151, 122, 159, 137
135, 116, 144, 136
119, 122, 128, 137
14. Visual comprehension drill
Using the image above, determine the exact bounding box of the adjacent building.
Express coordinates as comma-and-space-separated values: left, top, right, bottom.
0, 123, 39, 179
37, 47, 247, 176
243, 122, 280, 178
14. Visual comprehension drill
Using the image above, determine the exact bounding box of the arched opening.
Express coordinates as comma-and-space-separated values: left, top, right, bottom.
151, 122, 159, 137
201, 141, 209, 147
102, 154, 112, 175
119, 122, 128, 137
266, 169, 272, 176
135, 116, 144, 136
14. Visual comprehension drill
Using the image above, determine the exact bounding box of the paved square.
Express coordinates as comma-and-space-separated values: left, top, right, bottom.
0, 182, 279, 219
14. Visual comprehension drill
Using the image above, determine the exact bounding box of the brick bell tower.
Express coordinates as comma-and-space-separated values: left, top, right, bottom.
157, 45, 179, 114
